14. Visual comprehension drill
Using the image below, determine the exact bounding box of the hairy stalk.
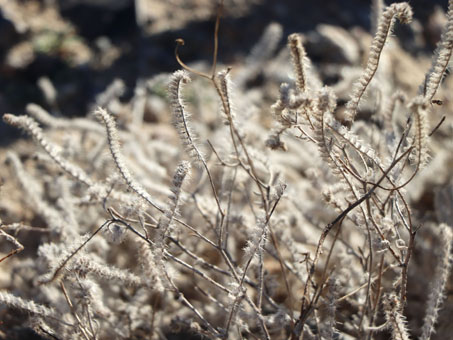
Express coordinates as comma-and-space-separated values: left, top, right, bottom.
420, 224, 453, 340
344, 2, 413, 122
423, 0, 453, 101
95, 107, 160, 209
3, 114, 94, 186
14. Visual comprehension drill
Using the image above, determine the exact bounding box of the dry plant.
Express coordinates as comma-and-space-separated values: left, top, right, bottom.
1, 1, 452, 339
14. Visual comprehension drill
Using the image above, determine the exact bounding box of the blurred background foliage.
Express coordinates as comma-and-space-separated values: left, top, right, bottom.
0, 0, 448, 142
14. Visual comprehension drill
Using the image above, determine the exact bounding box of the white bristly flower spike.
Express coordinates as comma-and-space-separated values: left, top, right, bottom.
344, 2, 413, 123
